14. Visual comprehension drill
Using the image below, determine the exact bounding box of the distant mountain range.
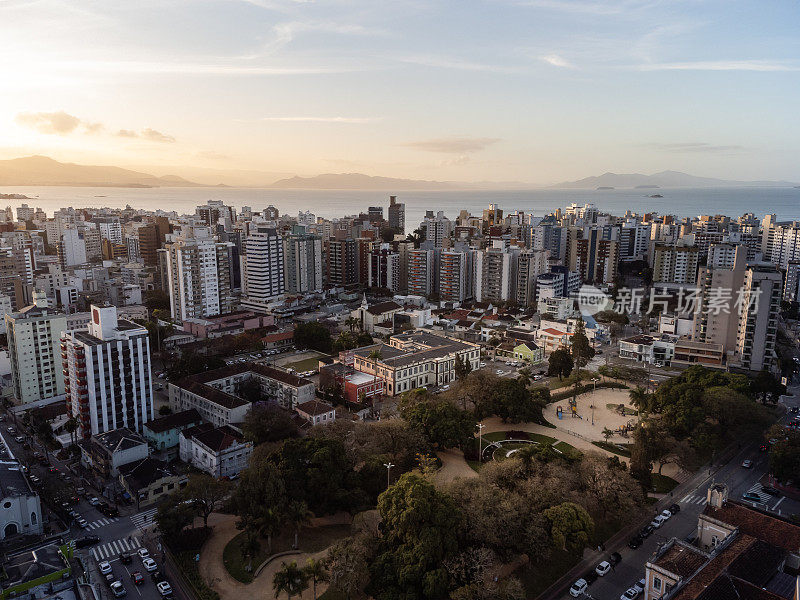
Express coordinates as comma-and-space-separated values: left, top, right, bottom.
0, 157, 796, 191
552, 170, 798, 189
269, 172, 455, 190
0, 156, 203, 187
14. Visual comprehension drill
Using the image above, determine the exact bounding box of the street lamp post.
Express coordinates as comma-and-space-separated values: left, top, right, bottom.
477, 422, 486, 462
383, 462, 394, 489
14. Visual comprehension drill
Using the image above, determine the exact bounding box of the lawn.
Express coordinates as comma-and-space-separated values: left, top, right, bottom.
592, 441, 632, 457
553, 441, 582, 459
223, 523, 351, 583
651, 473, 679, 494
284, 355, 327, 372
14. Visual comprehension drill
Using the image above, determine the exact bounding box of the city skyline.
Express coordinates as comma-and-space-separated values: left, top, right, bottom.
2, 0, 799, 184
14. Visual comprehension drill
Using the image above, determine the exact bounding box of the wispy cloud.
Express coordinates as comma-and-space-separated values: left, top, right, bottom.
403, 137, 501, 154
514, 0, 657, 15
115, 128, 175, 142
396, 55, 523, 73
259, 116, 380, 123
638, 60, 798, 72
15, 111, 82, 135
642, 142, 747, 154
52, 59, 362, 77
540, 54, 575, 69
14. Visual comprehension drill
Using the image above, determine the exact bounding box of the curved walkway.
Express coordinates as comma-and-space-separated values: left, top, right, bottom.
435, 448, 478, 484
198, 513, 332, 600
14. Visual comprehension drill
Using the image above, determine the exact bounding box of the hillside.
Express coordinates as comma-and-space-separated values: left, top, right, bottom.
553, 170, 797, 189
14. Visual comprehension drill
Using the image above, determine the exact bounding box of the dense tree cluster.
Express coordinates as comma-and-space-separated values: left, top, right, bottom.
294, 322, 334, 353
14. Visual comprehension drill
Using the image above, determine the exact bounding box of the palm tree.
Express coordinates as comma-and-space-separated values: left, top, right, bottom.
344, 316, 360, 332
258, 507, 283, 554
273, 561, 309, 600
64, 417, 78, 447
286, 500, 313, 549
628, 386, 648, 410
240, 528, 261, 573
303, 558, 328, 600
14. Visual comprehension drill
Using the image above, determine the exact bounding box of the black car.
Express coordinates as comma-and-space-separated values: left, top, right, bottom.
120, 553, 132, 565
75, 536, 100, 549
668, 503, 681, 515
151, 570, 166, 584
583, 570, 598, 585
640, 524, 654, 538
609, 551, 622, 566
628, 535, 643, 549
761, 486, 781, 496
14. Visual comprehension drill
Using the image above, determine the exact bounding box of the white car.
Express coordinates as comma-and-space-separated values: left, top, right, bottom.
142, 558, 158, 572
98, 560, 112, 575
89, 497, 101, 506
77, 518, 89, 528
634, 579, 646, 594
137, 547, 150, 560
651, 514, 668, 528
110, 581, 127, 597
479, 362, 486, 367
660, 509, 672, 520
569, 578, 588, 597
741, 459, 753, 468
620, 588, 640, 600
595, 561, 611, 576
157, 581, 173, 596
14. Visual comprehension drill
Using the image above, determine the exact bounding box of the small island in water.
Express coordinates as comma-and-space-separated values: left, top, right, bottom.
0, 193, 33, 200
649, 194, 663, 198
596, 186, 614, 190
635, 185, 661, 189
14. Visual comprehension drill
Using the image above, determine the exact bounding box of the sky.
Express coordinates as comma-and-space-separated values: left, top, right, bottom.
1, 0, 799, 185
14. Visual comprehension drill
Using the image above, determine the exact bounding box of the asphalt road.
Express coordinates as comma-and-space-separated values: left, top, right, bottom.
562, 389, 800, 600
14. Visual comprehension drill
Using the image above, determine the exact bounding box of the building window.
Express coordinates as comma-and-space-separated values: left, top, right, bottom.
653, 577, 662, 591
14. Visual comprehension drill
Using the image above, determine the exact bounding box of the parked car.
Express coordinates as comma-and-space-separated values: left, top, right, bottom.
660, 509, 673, 521
77, 518, 89, 528
14, 436, 24, 443
742, 492, 762, 503
89, 497, 101, 506
741, 459, 753, 468
628, 535, 643, 549
651, 514, 668, 528
640, 524, 654, 538
142, 558, 158, 572
6, 426, 16, 434
569, 579, 588, 597
110, 581, 127, 598
583, 570, 598, 585
157, 581, 173, 597
620, 587, 640, 599
761, 486, 781, 496
75, 536, 100, 549
609, 552, 622, 566
595, 561, 612, 576
668, 503, 681, 515
98, 561, 112, 575
634, 578, 646, 594
137, 547, 150, 560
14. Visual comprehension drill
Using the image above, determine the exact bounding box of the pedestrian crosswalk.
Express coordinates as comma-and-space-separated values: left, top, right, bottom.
679, 493, 708, 505
130, 507, 158, 530
86, 517, 119, 530
92, 536, 141, 561
743, 482, 768, 503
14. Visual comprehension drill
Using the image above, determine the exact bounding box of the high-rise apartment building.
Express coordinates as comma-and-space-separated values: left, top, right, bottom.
325, 237, 359, 288
94, 217, 123, 244
475, 241, 514, 303
407, 247, 437, 297
283, 225, 322, 294
652, 243, 700, 285
568, 228, 619, 285
368, 245, 400, 291
6, 291, 66, 404
439, 250, 469, 303
161, 229, 235, 323
761, 215, 800, 268
784, 260, 800, 301
388, 196, 405, 234
420, 211, 453, 248
735, 264, 782, 373
241, 227, 285, 310
58, 227, 88, 267
515, 248, 549, 306
62, 305, 153, 439
196, 200, 236, 229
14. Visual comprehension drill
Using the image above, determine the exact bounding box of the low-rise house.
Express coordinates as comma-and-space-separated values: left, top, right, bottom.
351, 331, 481, 396
350, 297, 402, 334
643, 483, 800, 600
496, 341, 544, 364
169, 363, 314, 421
142, 409, 203, 460
0, 457, 42, 540
672, 340, 725, 368
119, 456, 189, 509
0, 543, 72, 599
179, 424, 252, 479
79, 428, 149, 478
295, 400, 337, 426
182, 310, 276, 339
536, 327, 572, 353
